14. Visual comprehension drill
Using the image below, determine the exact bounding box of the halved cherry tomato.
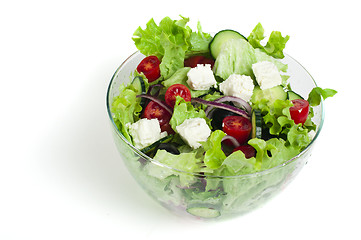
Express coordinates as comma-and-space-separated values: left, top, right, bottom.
289, 99, 310, 125
164, 84, 191, 108
136, 56, 161, 82
222, 116, 252, 145
184, 55, 215, 69
142, 101, 174, 134
232, 144, 256, 159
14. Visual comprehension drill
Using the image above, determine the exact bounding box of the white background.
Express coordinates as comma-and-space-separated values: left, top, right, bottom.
1, 1, 359, 239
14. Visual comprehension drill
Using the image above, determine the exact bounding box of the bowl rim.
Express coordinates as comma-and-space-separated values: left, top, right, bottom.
106, 51, 325, 179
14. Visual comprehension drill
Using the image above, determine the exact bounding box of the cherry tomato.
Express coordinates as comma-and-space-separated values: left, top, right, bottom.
136, 56, 161, 82
289, 99, 310, 124
222, 116, 252, 145
142, 101, 174, 134
184, 55, 215, 69
232, 144, 256, 159
164, 84, 192, 108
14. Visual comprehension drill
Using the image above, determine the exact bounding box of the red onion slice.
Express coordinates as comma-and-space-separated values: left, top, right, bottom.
214, 96, 252, 115
222, 135, 240, 148
147, 84, 164, 97
137, 94, 173, 115
192, 98, 250, 119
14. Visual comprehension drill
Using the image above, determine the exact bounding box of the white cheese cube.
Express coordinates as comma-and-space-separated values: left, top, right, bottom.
176, 118, 211, 149
252, 61, 282, 90
219, 74, 254, 103
186, 64, 217, 90
127, 118, 167, 149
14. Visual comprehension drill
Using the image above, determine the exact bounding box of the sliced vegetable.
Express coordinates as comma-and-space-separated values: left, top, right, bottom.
131, 76, 147, 107
165, 84, 192, 108
289, 99, 310, 125
141, 100, 173, 134
209, 30, 247, 59
251, 110, 262, 139
287, 90, 303, 100
136, 56, 161, 82
187, 207, 220, 218
222, 115, 252, 145
157, 143, 180, 155
192, 98, 250, 119
141, 135, 173, 156
210, 108, 237, 130
222, 135, 241, 148
251, 85, 287, 106
137, 94, 173, 115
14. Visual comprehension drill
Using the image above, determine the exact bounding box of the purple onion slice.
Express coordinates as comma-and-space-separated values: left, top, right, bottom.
222, 135, 240, 148
137, 94, 173, 115
191, 98, 250, 119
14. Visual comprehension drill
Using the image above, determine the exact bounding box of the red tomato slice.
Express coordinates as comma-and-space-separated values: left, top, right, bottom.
222, 116, 252, 145
136, 56, 161, 82
184, 55, 215, 69
142, 101, 174, 134
232, 144, 256, 159
289, 99, 310, 124
164, 84, 191, 108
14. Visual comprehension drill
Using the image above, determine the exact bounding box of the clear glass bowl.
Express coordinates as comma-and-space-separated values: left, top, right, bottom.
106, 51, 324, 220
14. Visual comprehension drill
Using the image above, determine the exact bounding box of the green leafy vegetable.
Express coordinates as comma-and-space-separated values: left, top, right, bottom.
111, 83, 143, 142
132, 16, 212, 79
202, 130, 227, 169
307, 87, 337, 106
213, 38, 257, 80
169, 96, 209, 131
248, 23, 290, 59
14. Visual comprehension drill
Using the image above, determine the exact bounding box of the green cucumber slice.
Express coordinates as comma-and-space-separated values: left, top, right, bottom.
131, 76, 147, 107
251, 110, 262, 139
140, 134, 173, 156
209, 30, 247, 59
186, 207, 220, 218
287, 90, 304, 100
251, 85, 287, 105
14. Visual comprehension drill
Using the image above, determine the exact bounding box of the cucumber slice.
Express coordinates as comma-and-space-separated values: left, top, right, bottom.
251, 85, 287, 105
140, 134, 173, 156
131, 76, 147, 107
209, 30, 247, 59
187, 207, 220, 219
251, 110, 262, 139
131, 76, 146, 95
287, 91, 304, 101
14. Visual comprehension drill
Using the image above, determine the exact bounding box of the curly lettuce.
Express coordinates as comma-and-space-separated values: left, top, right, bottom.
132, 16, 212, 79
247, 22, 290, 59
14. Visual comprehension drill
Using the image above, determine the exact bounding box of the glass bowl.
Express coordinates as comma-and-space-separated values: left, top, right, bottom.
106, 51, 324, 220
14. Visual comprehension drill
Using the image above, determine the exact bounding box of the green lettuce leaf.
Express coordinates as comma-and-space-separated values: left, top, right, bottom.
132, 16, 212, 79
111, 84, 143, 142
202, 130, 227, 169
213, 38, 257, 80
307, 87, 337, 106
150, 149, 203, 187
248, 23, 289, 59
169, 96, 209, 131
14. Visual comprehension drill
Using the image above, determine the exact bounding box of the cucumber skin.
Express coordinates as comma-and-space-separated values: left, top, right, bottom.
209, 30, 247, 59
287, 91, 304, 100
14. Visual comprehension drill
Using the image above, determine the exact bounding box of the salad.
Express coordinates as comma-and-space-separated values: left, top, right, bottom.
110, 16, 336, 218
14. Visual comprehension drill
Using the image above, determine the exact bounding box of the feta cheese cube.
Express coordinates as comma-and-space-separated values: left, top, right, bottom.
176, 118, 211, 149
127, 118, 167, 149
186, 64, 217, 90
252, 61, 282, 90
219, 74, 254, 103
